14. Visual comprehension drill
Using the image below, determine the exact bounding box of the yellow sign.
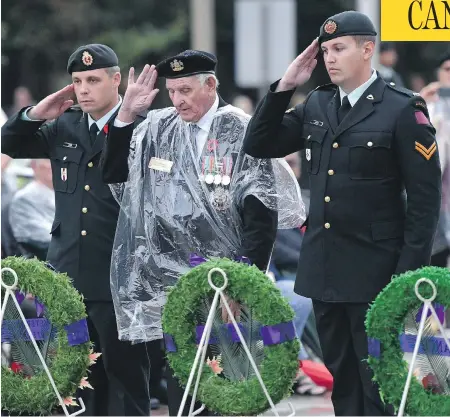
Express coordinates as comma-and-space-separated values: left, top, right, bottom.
381, 0, 450, 41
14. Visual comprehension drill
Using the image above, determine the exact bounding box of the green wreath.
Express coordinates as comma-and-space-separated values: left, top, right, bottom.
366, 266, 450, 416
1, 257, 93, 415
162, 258, 300, 416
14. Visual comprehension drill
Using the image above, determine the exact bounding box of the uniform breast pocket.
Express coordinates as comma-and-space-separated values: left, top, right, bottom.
347, 132, 392, 180
51, 146, 83, 193
303, 125, 327, 175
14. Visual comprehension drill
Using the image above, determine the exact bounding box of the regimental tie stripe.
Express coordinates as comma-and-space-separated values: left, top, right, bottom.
415, 141, 436, 160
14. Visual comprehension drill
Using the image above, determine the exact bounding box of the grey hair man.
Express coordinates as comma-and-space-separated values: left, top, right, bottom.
101, 50, 304, 416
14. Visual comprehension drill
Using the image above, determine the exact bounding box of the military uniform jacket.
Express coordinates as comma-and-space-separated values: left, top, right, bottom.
1, 106, 144, 301
244, 75, 442, 303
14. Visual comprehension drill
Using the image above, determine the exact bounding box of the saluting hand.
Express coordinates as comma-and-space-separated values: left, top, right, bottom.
118, 64, 160, 123
27, 84, 75, 120
277, 38, 320, 92
419, 81, 440, 104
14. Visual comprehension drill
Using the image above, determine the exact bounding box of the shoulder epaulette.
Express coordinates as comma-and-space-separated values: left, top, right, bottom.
386, 82, 419, 98
386, 83, 429, 114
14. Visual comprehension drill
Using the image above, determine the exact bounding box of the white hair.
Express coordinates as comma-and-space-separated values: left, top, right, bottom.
196, 73, 219, 89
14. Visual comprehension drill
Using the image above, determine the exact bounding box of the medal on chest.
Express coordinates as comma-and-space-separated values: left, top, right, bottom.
202, 156, 215, 184
211, 186, 231, 211
200, 139, 233, 187
199, 139, 233, 211
221, 156, 232, 186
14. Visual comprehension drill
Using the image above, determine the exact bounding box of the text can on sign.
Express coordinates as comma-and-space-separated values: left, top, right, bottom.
381, 0, 450, 41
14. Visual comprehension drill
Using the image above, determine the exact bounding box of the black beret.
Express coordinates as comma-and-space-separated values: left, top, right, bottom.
318, 11, 377, 45
67, 44, 119, 75
156, 50, 217, 79
437, 51, 450, 68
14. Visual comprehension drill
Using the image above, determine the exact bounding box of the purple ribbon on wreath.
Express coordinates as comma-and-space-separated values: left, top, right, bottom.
164, 321, 296, 353
415, 303, 445, 324
7, 291, 89, 345
196, 321, 296, 346
2, 317, 89, 346
15, 291, 45, 317
368, 334, 450, 358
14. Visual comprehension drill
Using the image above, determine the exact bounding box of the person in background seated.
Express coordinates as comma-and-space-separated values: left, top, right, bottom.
9, 159, 55, 260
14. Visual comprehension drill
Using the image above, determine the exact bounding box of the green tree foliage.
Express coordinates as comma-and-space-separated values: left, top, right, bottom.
2, 0, 449, 108
1, 0, 189, 106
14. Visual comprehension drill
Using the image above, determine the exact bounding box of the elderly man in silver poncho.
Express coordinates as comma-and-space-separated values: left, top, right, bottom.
100, 50, 305, 415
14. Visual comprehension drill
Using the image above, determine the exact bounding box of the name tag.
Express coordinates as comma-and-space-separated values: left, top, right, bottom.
148, 157, 173, 173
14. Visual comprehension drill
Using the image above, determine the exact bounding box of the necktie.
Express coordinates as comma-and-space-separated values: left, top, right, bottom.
89, 123, 99, 146
189, 123, 200, 140
338, 96, 351, 125
189, 123, 200, 155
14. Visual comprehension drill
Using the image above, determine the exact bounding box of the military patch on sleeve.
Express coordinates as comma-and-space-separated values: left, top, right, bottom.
413, 100, 427, 111
285, 107, 295, 113
414, 111, 429, 125
415, 140, 436, 160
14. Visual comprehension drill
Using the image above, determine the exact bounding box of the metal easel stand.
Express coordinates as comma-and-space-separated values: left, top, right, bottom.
178, 267, 295, 417
398, 277, 450, 417
0, 267, 86, 416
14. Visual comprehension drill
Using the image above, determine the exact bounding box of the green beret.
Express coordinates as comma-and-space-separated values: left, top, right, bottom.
156, 50, 217, 79
67, 44, 119, 75
319, 11, 377, 45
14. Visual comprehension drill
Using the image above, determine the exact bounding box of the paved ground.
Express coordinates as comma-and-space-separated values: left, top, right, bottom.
152, 392, 334, 416
262, 393, 333, 416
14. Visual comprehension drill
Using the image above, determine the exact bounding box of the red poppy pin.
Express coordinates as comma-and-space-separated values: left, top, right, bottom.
103, 124, 109, 134
207, 139, 218, 152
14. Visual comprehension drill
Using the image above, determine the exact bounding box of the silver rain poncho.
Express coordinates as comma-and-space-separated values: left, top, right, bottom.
109, 104, 306, 343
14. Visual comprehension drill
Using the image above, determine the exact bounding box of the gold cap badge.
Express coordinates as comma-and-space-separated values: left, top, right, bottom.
82, 51, 93, 66
324, 20, 337, 34
170, 59, 184, 72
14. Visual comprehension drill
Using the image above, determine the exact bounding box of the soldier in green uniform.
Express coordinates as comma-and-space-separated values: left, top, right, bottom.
2, 44, 151, 416
243, 10, 442, 416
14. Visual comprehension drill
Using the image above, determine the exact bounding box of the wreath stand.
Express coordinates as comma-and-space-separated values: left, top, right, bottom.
0, 267, 86, 417
398, 277, 450, 417
178, 267, 295, 417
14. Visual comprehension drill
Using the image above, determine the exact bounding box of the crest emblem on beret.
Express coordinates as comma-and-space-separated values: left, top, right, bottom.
170, 59, 184, 72
324, 20, 337, 34
82, 51, 93, 66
